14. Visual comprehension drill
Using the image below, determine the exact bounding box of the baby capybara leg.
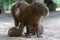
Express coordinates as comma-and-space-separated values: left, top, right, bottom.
8, 23, 25, 37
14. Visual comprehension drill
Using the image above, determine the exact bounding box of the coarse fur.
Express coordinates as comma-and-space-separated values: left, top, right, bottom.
8, 27, 22, 37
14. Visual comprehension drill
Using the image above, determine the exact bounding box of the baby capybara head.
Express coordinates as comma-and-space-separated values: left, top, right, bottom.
8, 27, 21, 37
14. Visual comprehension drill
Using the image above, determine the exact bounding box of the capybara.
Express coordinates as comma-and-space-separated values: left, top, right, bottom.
8, 27, 22, 37
10, 2, 49, 37
23, 2, 49, 37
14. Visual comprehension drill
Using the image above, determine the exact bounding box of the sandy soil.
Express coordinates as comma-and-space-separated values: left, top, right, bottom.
0, 11, 60, 40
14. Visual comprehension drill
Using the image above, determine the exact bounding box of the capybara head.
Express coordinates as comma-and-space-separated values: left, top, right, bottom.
25, 2, 49, 16
8, 27, 22, 37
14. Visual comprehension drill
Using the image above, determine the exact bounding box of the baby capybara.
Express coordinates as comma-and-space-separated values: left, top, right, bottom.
8, 27, 22, 37
9, 2, 49, 37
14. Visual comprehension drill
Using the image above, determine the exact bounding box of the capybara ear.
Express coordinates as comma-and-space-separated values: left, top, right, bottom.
8, 27, 22, 37
38, 25, 44, 35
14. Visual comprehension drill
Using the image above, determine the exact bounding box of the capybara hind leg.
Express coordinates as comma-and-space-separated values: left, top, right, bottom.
25, 26, 31, 38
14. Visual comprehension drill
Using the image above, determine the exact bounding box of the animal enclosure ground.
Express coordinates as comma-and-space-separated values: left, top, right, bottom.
0, 11, 60, 40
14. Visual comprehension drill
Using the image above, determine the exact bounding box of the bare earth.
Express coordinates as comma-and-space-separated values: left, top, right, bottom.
0, 11, 60, 40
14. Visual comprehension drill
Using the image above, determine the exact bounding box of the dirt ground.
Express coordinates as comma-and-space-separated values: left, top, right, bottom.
0, 11, 60, 40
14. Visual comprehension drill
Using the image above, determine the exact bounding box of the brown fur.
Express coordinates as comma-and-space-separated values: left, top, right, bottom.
11, 2, 30, 27
9, 2, 49, 37
8, 27, 22, 37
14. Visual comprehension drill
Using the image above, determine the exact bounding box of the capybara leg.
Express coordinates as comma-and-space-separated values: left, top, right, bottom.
14, 19, 19, 27
33, 24, 40, 37
25, 26, 30, 38
25, 24, 38, 38
36, 27, 40, 38
31, 23, 40, 37
19, 23, 25, 36
36, 25, 44, 38
39, 25, 44, 35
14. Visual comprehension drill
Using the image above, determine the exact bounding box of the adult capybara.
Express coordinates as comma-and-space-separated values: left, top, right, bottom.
9, 2, 49, 37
